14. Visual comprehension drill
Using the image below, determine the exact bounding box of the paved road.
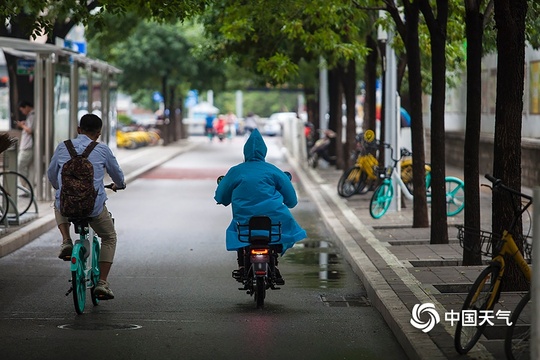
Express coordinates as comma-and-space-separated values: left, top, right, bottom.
0, 136, 407, 359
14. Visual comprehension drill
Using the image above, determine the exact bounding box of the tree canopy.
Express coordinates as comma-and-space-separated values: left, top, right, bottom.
1, 0, 209, 40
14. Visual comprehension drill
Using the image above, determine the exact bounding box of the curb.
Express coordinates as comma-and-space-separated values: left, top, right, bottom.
287, 155, 447, 360
0, 213, 56, 257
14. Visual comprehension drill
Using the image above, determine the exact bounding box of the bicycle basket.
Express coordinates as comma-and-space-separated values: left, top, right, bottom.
456, 225, 504, 256
376, 166, 393, 179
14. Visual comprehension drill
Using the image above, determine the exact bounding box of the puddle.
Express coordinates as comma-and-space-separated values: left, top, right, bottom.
282, 239, 345, 289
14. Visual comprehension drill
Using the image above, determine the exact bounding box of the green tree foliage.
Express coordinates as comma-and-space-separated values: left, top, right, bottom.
202, 0, 369, 85
87, 19, 225, 108
1, 0, 209, 40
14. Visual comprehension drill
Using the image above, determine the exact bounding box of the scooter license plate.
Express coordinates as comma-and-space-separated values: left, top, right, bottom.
250, 254, 269, 263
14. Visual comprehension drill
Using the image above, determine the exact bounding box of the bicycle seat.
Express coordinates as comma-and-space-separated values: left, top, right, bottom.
69, 217, 92, 234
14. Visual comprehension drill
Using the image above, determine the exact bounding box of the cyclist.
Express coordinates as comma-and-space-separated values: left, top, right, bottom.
214, 129, 307, 280
47, 114, 126, 300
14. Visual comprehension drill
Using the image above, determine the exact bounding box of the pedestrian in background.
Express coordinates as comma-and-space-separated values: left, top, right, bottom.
243, 112, 258, 136
226, 111, 237, 137
17, 100, 34, 184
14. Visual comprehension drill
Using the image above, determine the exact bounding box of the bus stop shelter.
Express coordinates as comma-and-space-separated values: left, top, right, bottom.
0, 37, 121, 201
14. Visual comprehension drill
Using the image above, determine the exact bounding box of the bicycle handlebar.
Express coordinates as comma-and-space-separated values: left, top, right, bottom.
379, 142, 411, 164
484, 174, 532, 202
105, 183, 125, 192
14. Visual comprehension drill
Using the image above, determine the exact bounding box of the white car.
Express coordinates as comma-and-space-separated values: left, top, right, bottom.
269, 112, 297, 124
263, 117, 282, 136
263, 112, 297, 136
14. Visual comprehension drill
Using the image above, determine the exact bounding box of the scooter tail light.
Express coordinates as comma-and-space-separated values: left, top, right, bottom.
251, 248, 269, 255
255, 270, 266, 276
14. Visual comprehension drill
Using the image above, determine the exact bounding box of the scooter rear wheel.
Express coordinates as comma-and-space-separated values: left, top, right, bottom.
254, 277, 265, 309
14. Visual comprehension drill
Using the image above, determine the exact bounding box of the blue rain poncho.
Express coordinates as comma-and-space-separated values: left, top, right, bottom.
214, 129, 307, 253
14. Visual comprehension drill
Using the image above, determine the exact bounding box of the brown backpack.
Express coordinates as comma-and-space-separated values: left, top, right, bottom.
59, 140, 98, 218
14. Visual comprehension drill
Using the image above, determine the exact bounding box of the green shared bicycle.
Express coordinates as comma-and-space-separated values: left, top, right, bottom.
66, 216, 102, 314
369, 143, 465, 219
65, 184, 117, 314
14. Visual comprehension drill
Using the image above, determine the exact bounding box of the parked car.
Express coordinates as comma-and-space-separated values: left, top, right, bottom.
263, 117, 282, 136
269, 112, 297, 124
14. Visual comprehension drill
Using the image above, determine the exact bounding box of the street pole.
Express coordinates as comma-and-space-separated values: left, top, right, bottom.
235, 90, 243, 119
383, 28, 399, 213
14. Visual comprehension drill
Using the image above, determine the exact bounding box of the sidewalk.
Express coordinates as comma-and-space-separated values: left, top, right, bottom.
287, 157, 527, 360
0, 139, 199, 258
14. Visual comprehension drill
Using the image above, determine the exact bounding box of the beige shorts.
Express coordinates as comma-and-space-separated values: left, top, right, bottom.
55, 205, 117, 263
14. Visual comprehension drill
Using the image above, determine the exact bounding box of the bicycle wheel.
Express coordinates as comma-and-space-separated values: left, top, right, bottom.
505, 291, 531, 360
337, 167, 364, 197
0, 171, 34, 216
454, 263, 502, 354
369, 181, 393, 219
255, 277, 266, 309
90, 238, 101, 306
0, 186, 9, 224
71, 245, 87, 314
445, 176, 465, 216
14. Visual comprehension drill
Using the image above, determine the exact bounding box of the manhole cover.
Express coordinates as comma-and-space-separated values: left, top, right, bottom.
320, 294, 371, 307
58, 323, 142, 331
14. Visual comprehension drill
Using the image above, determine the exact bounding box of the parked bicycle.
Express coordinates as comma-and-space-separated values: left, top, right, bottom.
454, 174, 532, 357
337, 131, 380, 197
0, 170, 37, 226
0, 170, 36, 217
337, 130, 432, 198
369, 142, 464, 219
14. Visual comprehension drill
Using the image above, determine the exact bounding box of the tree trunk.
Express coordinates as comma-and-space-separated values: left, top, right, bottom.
404, 3, 429, 228
420, 0, 449, 243
328, 68, 341, 163
334, 65, 345, 170
341, 60, 357, 170
493, 0, 528, 291
462, 0, 484, 266
305, 86, 319, 133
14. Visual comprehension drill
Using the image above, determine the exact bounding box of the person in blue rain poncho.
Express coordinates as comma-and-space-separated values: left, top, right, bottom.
214, 129, 307, 278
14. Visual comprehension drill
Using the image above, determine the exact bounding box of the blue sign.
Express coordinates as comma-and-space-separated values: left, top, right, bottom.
16, 59, 35, 75
185, 89, 198, 108
153, 91, 164, 102
64, 40, 87, 54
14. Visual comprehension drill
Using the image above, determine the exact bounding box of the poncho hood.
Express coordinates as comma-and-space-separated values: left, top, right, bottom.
243, 129, 267, 162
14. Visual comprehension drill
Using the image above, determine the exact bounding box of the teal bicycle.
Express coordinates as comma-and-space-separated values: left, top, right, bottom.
369, 143, 465, 219
65, 184, 116, 314
66, 216, 101, 314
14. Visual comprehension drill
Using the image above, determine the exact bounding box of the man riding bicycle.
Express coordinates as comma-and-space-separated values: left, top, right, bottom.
47, 114, 126, 300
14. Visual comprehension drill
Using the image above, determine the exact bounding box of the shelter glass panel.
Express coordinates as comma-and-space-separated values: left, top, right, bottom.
53, 73, 70, 146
